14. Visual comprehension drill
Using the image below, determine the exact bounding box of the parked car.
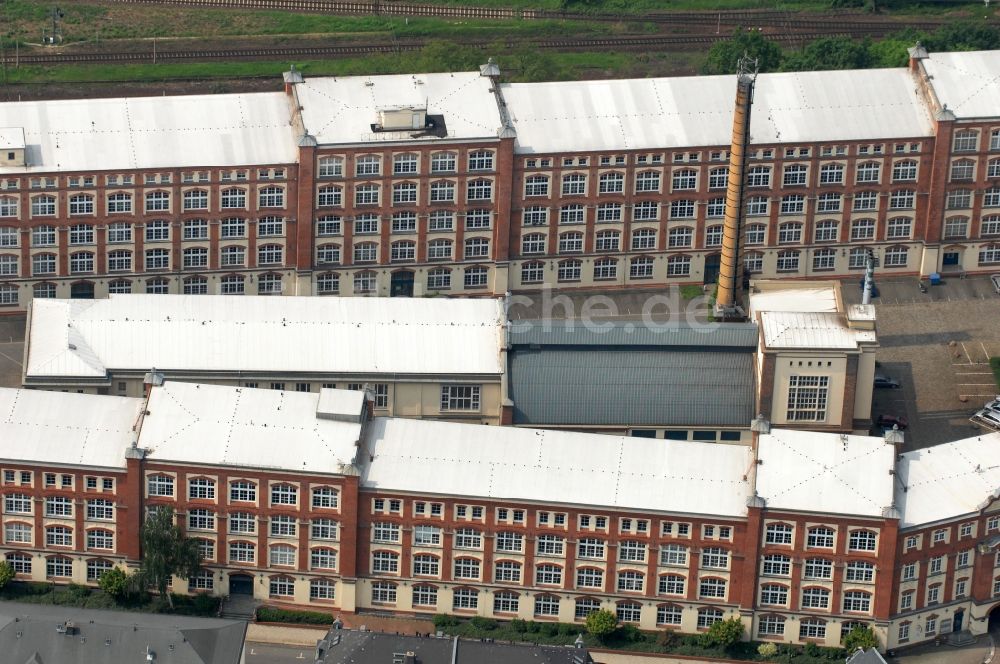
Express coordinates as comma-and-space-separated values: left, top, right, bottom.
991, 273, 1000, 295
974, 409, 1000, 430
983, 396, 1000, 414
877, 414, 909, 430
873, 374, 901, 389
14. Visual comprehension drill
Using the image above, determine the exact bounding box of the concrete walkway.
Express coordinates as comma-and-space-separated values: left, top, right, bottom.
888, 632, 995, 664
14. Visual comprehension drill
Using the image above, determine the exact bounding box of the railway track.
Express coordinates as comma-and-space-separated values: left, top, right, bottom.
0, 31, 906, 66
94, 0, 952, 30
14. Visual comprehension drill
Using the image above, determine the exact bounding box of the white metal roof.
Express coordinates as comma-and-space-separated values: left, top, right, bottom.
0, 388, 142, 469
139, 381, 362, 474
501, 67, 933, 154
750, 287, 839, 316
756, 429, 896, 518
0, 127, 25, 150
360, 417, 752, 516
922, 50, 1000, 120
0, 92, 297, 174
296, 72, 504, 145
896, 432, 1000, 529
25, 295, 505, 379
759, 311, 876, 350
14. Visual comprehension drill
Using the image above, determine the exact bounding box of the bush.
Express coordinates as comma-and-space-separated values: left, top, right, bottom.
617, 623, 642, 642
842, 626, 878, 651
701, 618, 744, 651
585, 609, 617, 641
540, 622, 559, 636
256, 607, 334, 625
510, 618, 529, 633
66, 584, 92, 600
98, 568, 131, 601
758, 642, 778, 657
804, 641, 820, 656
657, 630, 679, 650
557, 623, 577, 636
0, 562, 14, 589
433, 614, 460, 629
470, 616, 497, 631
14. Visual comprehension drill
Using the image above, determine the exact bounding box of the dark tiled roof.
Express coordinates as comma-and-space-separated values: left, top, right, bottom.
0, 601, 246, 664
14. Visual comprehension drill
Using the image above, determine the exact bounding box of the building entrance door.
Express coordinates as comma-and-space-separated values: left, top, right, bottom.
703, 254, 721, 285
228, 574, 253, 596
391, 271, 415, 297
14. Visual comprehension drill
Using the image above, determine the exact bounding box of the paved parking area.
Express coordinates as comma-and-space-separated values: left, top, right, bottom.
0, 315, 25, 389
842, 276, 1000, 449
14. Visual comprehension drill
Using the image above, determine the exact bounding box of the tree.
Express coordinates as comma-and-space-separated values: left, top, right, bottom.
842, 625, 879, 651
0, 561, 13, 590
701, 29, 783, 75
139, 507, 202, 609
97, 566, 131, 601
585, 609, 617, 641
782, 36, 873, 72
699, 617, 744, 650
925, 22, 1000, 53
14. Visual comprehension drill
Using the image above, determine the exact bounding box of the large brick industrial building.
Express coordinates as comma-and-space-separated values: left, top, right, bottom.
0, 47, 998, 309
2, 380, 999, 652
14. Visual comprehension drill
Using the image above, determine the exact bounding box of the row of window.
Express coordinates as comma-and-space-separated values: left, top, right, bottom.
317, 152, 495, 178
0, 188, 287, 218
3, 524, 114, 549
0, 219, 285, 247
316, 180, 494, 207
16, 245, 286, 276
146, 477, 339, 505
3, 494, 114, 519
313, 210, 491, 235
0, 470, 116, 491
5, 274, 283, 303
315, 237, 492, 266
520, 161, 923, 198
519, 191, 920, 227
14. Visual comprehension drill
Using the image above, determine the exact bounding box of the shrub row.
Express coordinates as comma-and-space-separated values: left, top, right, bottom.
257, 607, 335, 625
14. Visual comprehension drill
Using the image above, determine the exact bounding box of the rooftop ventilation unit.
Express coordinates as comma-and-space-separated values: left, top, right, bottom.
376, 107, 427, 132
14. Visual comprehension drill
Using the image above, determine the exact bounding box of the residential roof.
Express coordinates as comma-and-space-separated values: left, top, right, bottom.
508, 322, 756, 427
501, 67, 933, 154
295, 72, 504, 145
922, 49, 1000, 119
140, 381, 364, 474
896, 431, 1000, 529
0, 388, 142, 469
360, 417, 753, 516
759, 311, 877, 350
756, 429, 896, 518
0, 601, 246, 664
24, 295, 505, 380
0, 92, 296, 174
